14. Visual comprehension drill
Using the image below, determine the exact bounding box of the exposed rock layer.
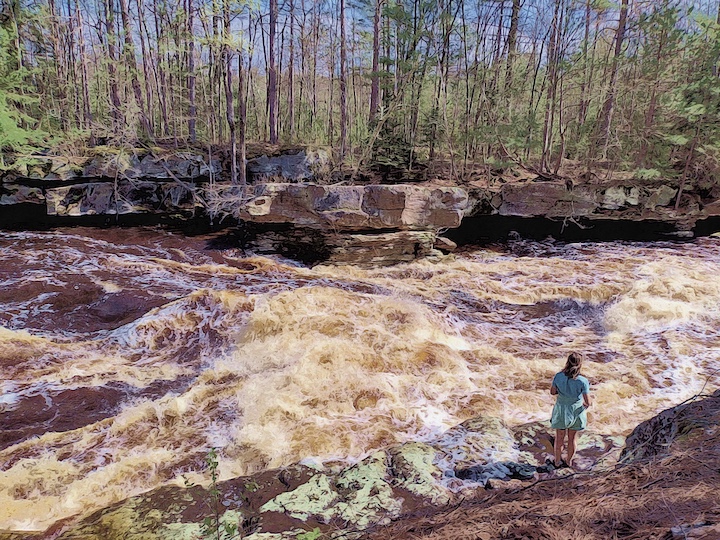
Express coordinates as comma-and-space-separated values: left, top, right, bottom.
3, 151, 720, 265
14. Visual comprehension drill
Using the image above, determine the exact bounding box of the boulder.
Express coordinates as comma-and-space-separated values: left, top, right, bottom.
0, 184, 44, 205
325, 230, 437, 266
499, 182, 597, 217
46, 183, 115, 216
247, 150, 330, 183
45, 181, 198, 216
211, 184, 468, 231
620, 388, 720, 463
240, 226, 437, 267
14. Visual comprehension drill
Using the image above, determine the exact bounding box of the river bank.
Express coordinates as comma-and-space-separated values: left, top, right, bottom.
2, 147, 720, 266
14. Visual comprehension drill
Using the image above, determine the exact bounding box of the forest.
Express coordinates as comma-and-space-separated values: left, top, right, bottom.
1, 0, 719, 186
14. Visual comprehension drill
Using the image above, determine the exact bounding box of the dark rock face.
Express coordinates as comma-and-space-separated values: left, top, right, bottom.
246, 149, 331, 183
44, 180, 199, 216
620, 388, 720, 462
473, 179, 720, 231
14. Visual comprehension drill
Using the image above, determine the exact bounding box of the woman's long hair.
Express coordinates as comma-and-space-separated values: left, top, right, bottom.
562, 352, 583, 379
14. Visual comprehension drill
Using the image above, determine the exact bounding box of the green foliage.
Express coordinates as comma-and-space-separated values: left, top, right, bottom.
664, 134, 689, 147
296, 527, 323, 540
0, 27, 45, 158
200, 448, 241, 540
635, 168, 662, 180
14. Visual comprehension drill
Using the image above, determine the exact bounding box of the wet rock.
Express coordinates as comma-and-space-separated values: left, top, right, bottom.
260, 473, 339, 522
671, 521, 720, 539
46, 182, 115, 215
389, 442, 449, 504
644, 185, 677, 209
260, 452, 404, 529
434, 236, 457, 252
325, 230, 436, 267
601, 186, 640, 209
456, 461, 537, 483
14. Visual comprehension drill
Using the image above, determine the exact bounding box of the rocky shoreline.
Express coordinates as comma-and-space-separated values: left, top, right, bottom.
2, 390, 717, 540
2, 149, 720, 266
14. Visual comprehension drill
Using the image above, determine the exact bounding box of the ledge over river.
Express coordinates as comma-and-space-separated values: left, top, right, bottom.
2, 150, 720, 265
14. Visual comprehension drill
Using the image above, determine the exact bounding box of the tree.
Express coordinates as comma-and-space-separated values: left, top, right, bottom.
268, 0, 278, 144
596, 0, 629, 159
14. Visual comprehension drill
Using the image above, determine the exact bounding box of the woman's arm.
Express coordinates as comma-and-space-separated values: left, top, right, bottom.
583, 393, 592, 408
550, 385, 558, 395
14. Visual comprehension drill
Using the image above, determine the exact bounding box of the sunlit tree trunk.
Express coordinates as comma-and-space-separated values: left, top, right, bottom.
504, 0, 520, 101
187, 0, 196, 142
119, 0, 152, 138
238, 52, 247, 186
222, 0, 236, 183
540, 0, 562, 172
339, 0, 348, 159
268, 0, 278, 144
369, 0, 382, 124
288, 0, 295, 140
75, 3, 94, 142
596, 0, 628, 158
105, 0, 123, 133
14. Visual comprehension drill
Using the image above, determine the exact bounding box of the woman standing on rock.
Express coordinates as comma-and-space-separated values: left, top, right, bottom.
550, 352, 591, 468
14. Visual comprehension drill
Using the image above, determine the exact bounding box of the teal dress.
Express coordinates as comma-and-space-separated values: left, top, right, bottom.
550, 372, 590, 430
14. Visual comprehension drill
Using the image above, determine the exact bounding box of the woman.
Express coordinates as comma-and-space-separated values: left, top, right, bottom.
550, 352, 591, 468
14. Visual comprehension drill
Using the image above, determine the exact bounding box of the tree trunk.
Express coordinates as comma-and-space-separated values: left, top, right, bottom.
75, 3, 94, 143
288, 0, 295, 139
223, 0, 236, 183
540, 0, 562, 172
187, 0, 197, 142
504, 0, 520, 99
339, 0, 348, 159
135, 0, 155, 133
105, 0, 123, 132
48, 0, 68, 130
268, 0, 278, 144
152, 1, 170, 136
119, 0, 152, 138
596, 0, 629, 158
369, 0, 382, 124
66, 0, 81, 128
238, 52, 247, 186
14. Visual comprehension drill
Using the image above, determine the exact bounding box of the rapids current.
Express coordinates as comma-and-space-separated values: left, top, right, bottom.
1, 227, 719, 532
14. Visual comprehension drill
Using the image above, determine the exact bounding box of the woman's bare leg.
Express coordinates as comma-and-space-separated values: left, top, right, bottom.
554, 429, 566, 466
567, 429, 578, 465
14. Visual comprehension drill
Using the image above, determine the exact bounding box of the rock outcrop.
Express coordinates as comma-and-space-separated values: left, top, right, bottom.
470, 179, 720, 232
5, 391, 720, 540
620, 388, 720, 462
246, 149, 331, 183
3, 149, 720, 265
211, 184, 468, 231
11, 414, 626, 540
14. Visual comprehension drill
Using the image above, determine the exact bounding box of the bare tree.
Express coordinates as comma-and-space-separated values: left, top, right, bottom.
369, 0, 383, 124
596, 0, 629, 158
268, 0, 278, 144
339, 0, 348, 159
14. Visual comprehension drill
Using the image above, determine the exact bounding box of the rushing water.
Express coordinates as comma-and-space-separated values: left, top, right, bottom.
1, 227, 719, 532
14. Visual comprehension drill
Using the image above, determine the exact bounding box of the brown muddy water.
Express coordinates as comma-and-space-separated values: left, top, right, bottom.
1, 227, 719, 533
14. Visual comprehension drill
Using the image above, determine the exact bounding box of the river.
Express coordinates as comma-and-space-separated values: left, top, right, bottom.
1, 227, 719, 533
